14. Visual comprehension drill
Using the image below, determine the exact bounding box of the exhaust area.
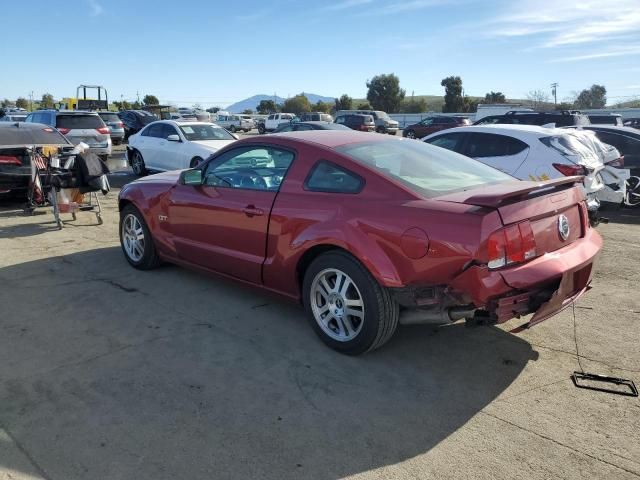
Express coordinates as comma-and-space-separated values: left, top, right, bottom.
399, 305, 476, 326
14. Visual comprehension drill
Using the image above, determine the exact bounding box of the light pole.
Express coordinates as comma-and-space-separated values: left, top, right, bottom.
551, 83, 558, 106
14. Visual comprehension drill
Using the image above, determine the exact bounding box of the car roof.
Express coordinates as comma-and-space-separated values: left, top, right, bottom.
0, 122, 71, 146
268, 130, 392, 148
157, 120, 220, 127
428, 124, 565, 137
579, 125, 640, 136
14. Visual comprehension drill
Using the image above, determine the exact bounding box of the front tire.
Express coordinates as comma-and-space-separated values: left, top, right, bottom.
119, 205, 160, 270
131, 150, 147, 176
302, 251, 399, 355
229, 125, 237, 133
258, 124, 265, 134
190, 157, 203, 168
405, 129, 416, 139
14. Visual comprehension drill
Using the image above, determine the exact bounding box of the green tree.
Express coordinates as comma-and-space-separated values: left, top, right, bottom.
40, 93, 55, 109
356, 102, 372, 110
441, 76, 464, 112
131, 100, 142, 110
400, 98, 427, 113
242, 109, 254, 114
366, 73, 405, 113
575, 84, 607, 109
143, 94, 159, 105
314, 101, 332, 113
113, 100, 132, 111
1, 99, 11, 108
257, 99, 278, 114
334, 94, 353, 111
15, 97, 29, 109
282, 94, 311, 115
463, 97, 479, 113
207, 106, 221, 113
484, 91, 506, 103
555, 101, 575, 111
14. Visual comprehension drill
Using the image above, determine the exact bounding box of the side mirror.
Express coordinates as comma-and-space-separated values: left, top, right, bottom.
180, 169, 202, 185
167, 134, 181, 142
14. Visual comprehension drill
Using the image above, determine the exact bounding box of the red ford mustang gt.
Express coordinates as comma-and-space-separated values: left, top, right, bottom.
119, 131, 602, 354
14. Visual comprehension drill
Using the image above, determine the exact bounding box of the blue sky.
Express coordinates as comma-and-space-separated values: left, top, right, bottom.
2, 0, 639, 107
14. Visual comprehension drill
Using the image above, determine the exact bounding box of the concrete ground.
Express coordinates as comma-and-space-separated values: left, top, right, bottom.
0, 157, 639, 480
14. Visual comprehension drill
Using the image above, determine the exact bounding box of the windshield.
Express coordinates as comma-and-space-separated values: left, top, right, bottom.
180, 124, 234, 141
375, 111, 390, 120
336, 139, 512, 198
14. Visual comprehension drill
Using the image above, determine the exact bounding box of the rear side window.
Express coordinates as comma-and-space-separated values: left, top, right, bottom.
426, 132, 466, 153
56, 115, 104, 129
465, 133, 528, 157
99, 112, 120, 122
305, 161, 363, 193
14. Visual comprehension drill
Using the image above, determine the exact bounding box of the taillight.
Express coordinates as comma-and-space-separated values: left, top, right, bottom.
0, 155, 21, 165
605, 156, 624, 168
96, 126, 110, 134
552, 163, 586, 177
57, 127, 70, 135
486, 221, 537, 269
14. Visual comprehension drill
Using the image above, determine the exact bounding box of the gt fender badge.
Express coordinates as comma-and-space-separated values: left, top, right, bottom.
558, 214, 570, 241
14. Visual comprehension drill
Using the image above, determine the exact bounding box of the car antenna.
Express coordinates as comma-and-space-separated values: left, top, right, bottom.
570, 303, 637, 397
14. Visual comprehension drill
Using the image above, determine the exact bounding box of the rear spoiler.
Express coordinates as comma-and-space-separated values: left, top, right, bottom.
448, 176, 583, 209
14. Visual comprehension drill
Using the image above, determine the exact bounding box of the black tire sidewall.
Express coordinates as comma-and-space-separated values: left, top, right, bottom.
302, 252, 386, 355
190, 157, 202, 168
132, 150, 146, 176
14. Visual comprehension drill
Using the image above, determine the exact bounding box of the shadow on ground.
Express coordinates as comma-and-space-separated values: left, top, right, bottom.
0, 247, 539, 480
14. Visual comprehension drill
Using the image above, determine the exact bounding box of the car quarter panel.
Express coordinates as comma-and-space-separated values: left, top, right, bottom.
260, 141, 505, 299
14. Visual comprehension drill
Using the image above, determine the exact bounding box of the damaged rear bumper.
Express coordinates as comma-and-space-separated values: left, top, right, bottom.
449, 227, 602, 327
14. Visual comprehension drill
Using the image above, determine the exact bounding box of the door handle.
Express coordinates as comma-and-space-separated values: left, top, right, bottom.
242, 205, 264, 217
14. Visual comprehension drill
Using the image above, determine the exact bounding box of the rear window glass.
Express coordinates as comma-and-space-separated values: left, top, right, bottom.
99, 113, 120, 122
0, 125, 69, 146
336, 139, 512, 198
56, 115, 104, 129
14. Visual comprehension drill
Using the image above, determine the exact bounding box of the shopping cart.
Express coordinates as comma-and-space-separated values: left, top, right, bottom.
26, 146, 109, 229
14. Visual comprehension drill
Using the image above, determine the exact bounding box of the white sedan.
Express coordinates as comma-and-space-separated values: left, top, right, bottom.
127, 121, 237, 175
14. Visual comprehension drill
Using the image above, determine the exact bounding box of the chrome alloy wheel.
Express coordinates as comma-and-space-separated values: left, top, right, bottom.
132, 151, 144, 174
121, 213, 145, 262
310, 268, 365, 342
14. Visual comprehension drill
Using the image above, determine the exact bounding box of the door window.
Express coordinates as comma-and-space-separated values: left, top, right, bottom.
419, 118, 434, 126
294, 124, 313, 131
465, 133, 528, 157
161, 123, 179, 139
142, 123, 164, 138
203, 147, 294, 191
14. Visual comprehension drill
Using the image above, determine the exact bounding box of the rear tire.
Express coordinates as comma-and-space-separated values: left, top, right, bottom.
302, 251, 399, 355
119, 204, 160, 270
258, 124, 265, 134
376, 126, 385, 134
405, 129, 416, 139
131, 150, 147, 176
625, 176, 640, 207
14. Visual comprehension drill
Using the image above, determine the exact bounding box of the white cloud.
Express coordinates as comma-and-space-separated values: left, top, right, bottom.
323, 0, 373, 11
489, 0, 640, 48
551, 45, 640, 63
88, 0, 103, 16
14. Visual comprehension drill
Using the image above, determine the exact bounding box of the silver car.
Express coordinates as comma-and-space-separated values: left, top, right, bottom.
25, 110, 112, 160
98, 111, 125, 145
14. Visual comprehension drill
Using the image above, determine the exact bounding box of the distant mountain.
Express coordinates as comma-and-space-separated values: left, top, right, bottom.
226, 93, 336, 113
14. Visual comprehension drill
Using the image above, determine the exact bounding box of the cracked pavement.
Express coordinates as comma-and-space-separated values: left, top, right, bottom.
0, 169, 639, 479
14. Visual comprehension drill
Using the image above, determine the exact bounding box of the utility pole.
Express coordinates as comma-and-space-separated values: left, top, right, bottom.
136, 91, 140, 103
551, 83, 558, 106
29, 91, 34, 111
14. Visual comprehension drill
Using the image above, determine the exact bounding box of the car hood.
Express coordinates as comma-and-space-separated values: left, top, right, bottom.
191, 139, 236, 150
131, 170, 182, 184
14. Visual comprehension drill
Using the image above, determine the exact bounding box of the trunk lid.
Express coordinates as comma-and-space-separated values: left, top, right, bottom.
438, 177, 586, 256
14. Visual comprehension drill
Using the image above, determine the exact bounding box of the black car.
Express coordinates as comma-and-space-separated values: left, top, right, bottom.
571, 125, 640, 175
624, 118, 640, 130
273, 121, 350, 133
474, 110, 590, 127
334, 114, 375, 132
118, 110, 158, 140
0, 122, 72, 198
588, 114, 623, 126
